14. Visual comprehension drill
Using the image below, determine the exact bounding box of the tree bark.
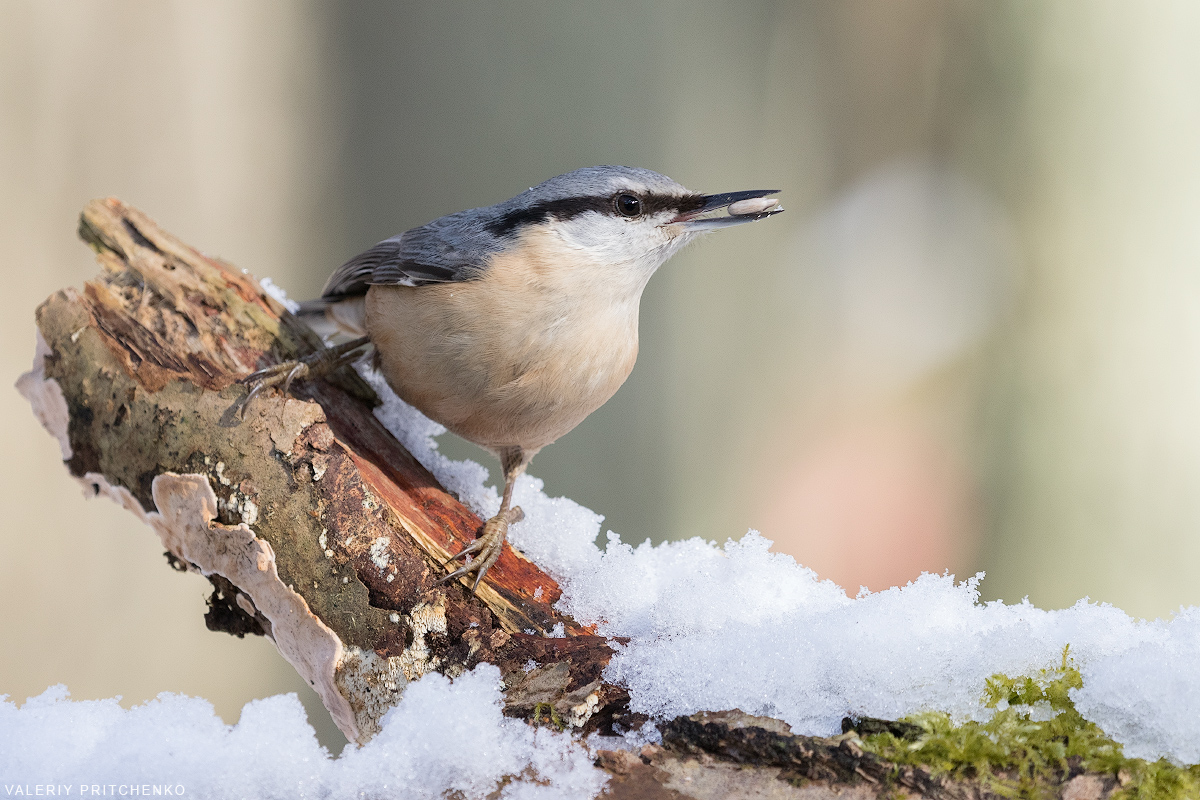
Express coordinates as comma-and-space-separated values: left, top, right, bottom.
18, 198, 1120, 799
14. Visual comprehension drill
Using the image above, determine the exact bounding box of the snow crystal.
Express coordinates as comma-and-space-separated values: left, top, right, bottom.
0, 667, 604, 799
258, 277, 300, 314
332, 666, 603, 799
1071, 607, 1200, 764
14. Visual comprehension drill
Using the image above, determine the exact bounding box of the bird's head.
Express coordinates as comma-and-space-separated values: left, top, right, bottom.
486, 166, 783, 279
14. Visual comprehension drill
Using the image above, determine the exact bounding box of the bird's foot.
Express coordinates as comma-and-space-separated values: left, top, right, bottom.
237, 336, 370, 418
438, 505, 525, 591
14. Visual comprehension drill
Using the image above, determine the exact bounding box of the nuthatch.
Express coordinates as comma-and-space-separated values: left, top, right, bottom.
243, 166, 782, 589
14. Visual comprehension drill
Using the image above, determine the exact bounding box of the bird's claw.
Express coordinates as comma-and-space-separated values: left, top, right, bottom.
236, 336, 371, 419
438, 506, 524, 591
237, 359, 312, 419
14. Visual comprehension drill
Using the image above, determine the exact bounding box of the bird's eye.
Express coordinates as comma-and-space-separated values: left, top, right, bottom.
615, 194, 642, 218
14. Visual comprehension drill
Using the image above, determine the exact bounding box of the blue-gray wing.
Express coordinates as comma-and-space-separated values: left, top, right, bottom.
319, 211, 500, 301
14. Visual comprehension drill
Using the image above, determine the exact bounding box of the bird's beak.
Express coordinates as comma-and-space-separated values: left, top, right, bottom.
670, 189, 784, 230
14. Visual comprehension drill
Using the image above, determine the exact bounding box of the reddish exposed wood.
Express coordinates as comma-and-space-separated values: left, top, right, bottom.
305, 378, 581, 633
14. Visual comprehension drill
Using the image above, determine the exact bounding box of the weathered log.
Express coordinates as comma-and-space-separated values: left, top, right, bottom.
19, 197, 616, 745
19, 199, 1123, 799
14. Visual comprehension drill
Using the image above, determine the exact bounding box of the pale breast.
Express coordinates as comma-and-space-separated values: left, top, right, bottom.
364, 225, 644, 455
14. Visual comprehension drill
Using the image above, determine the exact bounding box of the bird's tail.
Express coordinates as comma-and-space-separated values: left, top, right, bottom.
296, 296, 367, 338
296, 298, 332, 317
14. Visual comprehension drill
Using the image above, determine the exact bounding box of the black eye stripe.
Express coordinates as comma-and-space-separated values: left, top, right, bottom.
640, 193, 705, 217
486, 192, 706, 237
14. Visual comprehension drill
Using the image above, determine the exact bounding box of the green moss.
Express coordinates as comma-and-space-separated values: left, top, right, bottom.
530, 702, 566, 731
857, 647, 1200, 799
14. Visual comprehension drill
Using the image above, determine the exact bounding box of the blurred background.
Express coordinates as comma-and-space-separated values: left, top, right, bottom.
4, 0, 1200, 751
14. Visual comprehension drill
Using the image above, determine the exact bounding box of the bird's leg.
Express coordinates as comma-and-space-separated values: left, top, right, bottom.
238, 335, 371, 417
439, 447, 528, 591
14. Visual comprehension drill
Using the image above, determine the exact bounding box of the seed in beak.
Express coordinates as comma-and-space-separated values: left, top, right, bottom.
727, 197, 781, 216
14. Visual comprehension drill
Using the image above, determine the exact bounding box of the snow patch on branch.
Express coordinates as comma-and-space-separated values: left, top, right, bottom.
0, 667, 605, 799
362, 363, 1200, 766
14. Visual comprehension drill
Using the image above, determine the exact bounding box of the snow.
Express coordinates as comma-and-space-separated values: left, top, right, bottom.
6, 340, 1200, 795
364, 366, 1200, 765
0, 667, 603, 799
258, 277, 300, 314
